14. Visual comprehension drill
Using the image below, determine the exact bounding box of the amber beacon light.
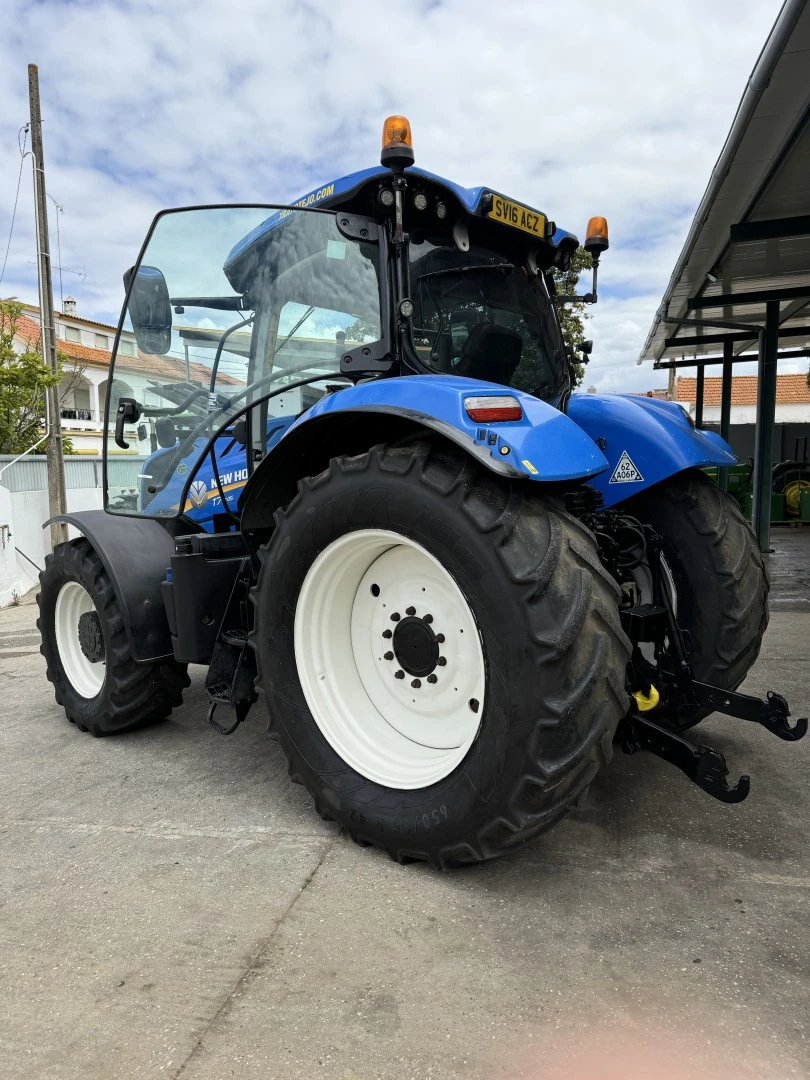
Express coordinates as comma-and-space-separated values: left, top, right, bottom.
584, 216, 609, 258
381, 115, 414, 170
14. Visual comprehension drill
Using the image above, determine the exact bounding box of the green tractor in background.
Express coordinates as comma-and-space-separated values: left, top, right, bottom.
705, 435, 810, 523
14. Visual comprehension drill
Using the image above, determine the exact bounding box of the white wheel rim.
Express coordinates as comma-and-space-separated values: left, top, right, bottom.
294, 529, 486, 789
54, 581, 106, 699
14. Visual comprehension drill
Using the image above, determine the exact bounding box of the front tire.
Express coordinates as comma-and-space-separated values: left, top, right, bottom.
37, 538, 189, 736
250, 439, 630, 867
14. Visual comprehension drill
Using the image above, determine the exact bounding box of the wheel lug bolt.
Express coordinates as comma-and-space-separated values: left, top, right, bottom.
395, 670, 405, 680
427, 674, 438, 684
391, 612, 401, 622
411, 679, 421, 689
384, 651, 394, 661
424, 614, 433, 624
436, 633, 445, 643
406, 606, 416, 616
437, 656, 447, 666
382, 629, 392, 639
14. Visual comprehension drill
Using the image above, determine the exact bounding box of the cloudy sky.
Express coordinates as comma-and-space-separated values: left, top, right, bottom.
0, 0, 786, 392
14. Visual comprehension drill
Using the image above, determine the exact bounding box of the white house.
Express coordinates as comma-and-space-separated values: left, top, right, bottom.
11, 301, 233, 456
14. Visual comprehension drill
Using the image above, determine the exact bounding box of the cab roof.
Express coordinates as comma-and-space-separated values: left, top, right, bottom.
293, 165, 577, 247
225, 165, 578, 275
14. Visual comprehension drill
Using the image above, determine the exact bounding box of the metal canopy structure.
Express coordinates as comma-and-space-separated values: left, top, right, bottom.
638, 0, 810, 551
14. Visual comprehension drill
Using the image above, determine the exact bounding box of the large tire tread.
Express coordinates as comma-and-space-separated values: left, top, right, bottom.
251, 438, 631, 868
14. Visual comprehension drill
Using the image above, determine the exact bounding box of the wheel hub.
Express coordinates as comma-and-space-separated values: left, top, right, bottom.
392, 615, 439, 677
78, 610, 104, 663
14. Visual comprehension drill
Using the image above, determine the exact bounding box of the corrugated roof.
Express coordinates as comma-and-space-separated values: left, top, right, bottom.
674, 372, 810, 405
639, 0, 810, 363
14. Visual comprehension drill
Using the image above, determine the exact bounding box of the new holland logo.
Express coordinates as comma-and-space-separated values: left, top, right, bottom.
609, 451, 644, 484
188, 480, 208, 508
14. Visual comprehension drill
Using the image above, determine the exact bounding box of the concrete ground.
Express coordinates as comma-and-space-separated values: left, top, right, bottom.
1, 530, 808, 1080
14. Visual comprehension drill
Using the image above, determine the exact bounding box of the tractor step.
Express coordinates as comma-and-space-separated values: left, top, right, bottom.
619, 714, 751, 803
204, 629, 257, 736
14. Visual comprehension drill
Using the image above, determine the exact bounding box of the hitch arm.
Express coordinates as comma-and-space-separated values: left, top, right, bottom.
620, 714, 750, 803
692, 683, 807, 742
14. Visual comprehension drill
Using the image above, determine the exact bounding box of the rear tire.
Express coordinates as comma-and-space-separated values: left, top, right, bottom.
250, 439, 630, 867
37, 538, 189, 736
624, 468, 769, 732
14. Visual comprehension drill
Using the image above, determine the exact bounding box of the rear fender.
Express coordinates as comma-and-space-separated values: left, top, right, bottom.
566, 394, 737, 508
238, 375, 609, 535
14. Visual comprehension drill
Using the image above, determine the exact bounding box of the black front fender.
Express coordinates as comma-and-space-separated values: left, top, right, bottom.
44, 510, 176, 661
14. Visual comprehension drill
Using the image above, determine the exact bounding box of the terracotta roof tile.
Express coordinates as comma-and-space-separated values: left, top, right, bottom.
632, 389, 670, 400
22, 302, 119, 333
674, 373, 810, 407
13, 313, 238, 386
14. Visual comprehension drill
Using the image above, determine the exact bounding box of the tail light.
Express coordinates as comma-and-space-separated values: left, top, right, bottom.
464, 396, 523, 423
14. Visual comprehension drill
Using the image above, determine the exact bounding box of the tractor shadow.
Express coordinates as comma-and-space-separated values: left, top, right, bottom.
147, 670, 809, 887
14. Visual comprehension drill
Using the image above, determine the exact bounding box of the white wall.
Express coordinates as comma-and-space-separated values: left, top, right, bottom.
0, 484, 103, 605
0, 486, 26, 606
678, 402, 810, 425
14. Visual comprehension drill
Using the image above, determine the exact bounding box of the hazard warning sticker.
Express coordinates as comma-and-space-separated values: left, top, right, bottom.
609, 451, 644, 484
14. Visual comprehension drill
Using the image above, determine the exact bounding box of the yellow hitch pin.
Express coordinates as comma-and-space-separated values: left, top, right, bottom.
632, 685, 660, 712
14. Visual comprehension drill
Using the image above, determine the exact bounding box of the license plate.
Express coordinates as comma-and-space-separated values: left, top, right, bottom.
487, 195, 547, 239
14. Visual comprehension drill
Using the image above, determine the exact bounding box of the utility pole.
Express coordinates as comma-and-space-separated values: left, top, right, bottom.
28, 63, 68, 548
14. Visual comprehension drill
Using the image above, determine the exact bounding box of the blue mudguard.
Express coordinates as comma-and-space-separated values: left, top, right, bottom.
285, 374, 609, 482
566, 394, 736, 509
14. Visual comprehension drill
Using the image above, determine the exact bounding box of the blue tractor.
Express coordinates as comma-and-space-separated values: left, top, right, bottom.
37, 117, 805, 866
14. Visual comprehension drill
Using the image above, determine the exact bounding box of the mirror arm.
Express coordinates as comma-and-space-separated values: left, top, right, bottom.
170, 295, 246, 312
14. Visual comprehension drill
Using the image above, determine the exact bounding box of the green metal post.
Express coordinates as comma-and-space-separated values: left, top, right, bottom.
751, 300, 779, 552
718, 339, 733, 491
694, 366, 705, 428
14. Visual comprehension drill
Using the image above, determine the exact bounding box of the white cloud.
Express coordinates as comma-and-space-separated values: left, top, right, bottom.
0, 0, 786, 391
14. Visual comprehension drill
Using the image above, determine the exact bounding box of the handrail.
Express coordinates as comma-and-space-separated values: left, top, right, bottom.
0, 433, 48, 482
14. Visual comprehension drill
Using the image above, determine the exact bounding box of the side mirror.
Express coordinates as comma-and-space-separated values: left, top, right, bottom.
123, 264, 172, 355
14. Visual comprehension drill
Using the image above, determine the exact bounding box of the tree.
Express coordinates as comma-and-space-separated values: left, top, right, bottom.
0, 299, 78, 455
552, 247, 593, 388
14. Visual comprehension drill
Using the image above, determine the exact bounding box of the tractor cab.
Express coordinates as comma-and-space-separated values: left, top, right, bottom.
104, 116, 607, 523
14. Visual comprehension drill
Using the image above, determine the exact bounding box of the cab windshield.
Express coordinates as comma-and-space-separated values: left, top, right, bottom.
105, 206, 382, 516
408, 236, 569, 401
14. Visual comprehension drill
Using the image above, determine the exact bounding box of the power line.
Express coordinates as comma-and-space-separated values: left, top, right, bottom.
0, 124, 29, 291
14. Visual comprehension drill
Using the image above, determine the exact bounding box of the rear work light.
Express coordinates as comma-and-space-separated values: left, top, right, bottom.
464, 396, 523, 423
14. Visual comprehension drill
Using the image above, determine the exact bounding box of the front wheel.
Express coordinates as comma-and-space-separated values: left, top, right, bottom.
250, 439, 630, 867
37, 538, 189, 736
